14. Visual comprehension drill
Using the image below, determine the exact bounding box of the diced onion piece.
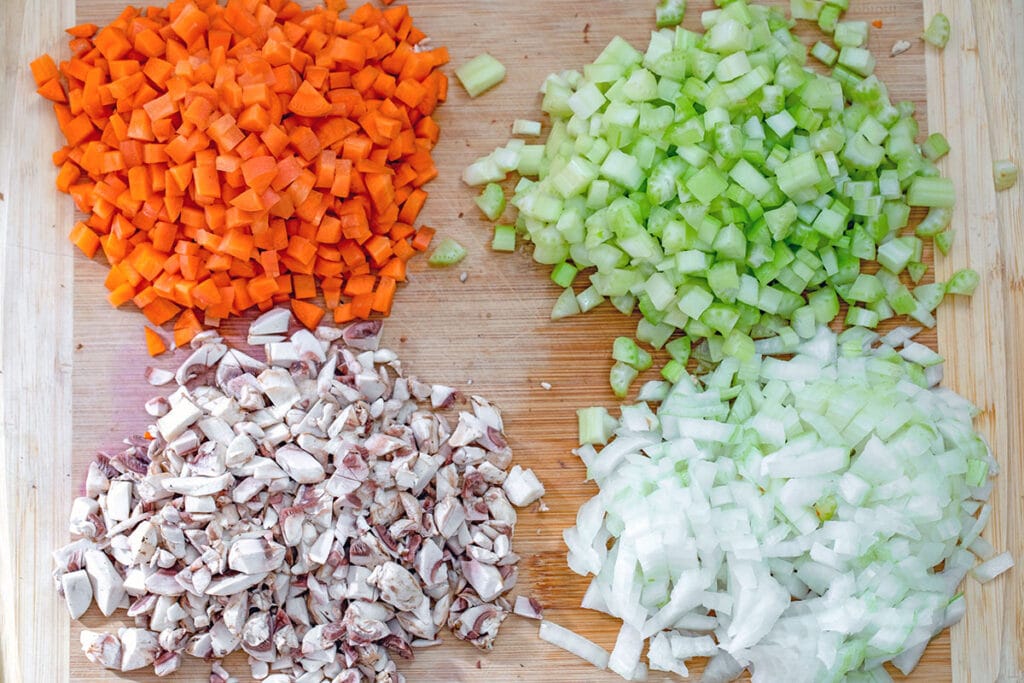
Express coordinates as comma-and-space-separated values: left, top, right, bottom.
538, 620, 610, 670
969, 551, 1014, 584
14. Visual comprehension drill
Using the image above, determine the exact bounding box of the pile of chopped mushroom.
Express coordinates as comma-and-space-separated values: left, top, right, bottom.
54, 315, 546, 681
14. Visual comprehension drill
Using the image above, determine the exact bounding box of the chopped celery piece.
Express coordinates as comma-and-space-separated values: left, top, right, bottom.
661, 359, 686, 383
577, 406, 614, 445
923, 13, 951, 48
907, 177, 956, 207
665, 337, 691, 364
993, 159, 1018, 191
817, 4, 840, 33
613, 337, 654, 371
492, 224, 517, 252
428, 237, 467, 266
921, 133, 951, 161
790, 0, 823, 21
551, 261, 579, 288
475, 183, 507, 221
845, 306, 880, 328
834, 21, 868, 48
655, 0, 686, 28
837, 47, 876, 77
915, 207, 953, 237
512, 119, 543, 136
934, 230, 954, 255
946, 268, 979, 296
610, 362, 640, 398
455, 53, 506, 98
551, 287, 581, 320
576, 286, 605, 312
811, 41, 839, 66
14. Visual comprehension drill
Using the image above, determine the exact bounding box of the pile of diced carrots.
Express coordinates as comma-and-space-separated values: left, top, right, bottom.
31, 0, 447, 353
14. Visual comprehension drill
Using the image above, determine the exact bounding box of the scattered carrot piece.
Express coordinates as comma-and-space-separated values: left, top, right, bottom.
35, 0, 448, 340
144, 326, 167, 356
872, 19, 884, 29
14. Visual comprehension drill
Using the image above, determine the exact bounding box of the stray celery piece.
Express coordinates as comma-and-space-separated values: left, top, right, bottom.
610, 361, 639, 398
578, 406, 614, 445
993, 159, 1018, 191
923, 13, 951, 48
512, 119, 543, 136
550, 261, 578, 288
946, 268, 980, 295
455, 53, 506, 98
475, 183, 506, 221
921, 133, 950, 161
576, 286, 605, 312
934, 230, 954, 255
612, 337, 653, 371
428, 237, 466, 266
655, 0, 686, 28
492, 224, 517, 252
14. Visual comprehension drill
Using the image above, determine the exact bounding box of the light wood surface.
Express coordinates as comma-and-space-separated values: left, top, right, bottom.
1, 0, 1020, 681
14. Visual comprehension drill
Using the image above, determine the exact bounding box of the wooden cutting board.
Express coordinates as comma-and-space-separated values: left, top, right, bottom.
1, 0, 1021, 682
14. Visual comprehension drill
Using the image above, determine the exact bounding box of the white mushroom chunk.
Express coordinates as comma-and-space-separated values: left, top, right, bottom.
461, 559, 505, 601
502, 465, 546, 507
119, 628, 160, 671
81, 630, 121, 669
106, 480, 133, 522
257, 367, 301, 410
249, 308, 292, 337
368, 562, 426, 612
513, 595, 544, 620
69, 496, 100, 536
145, 366, 175, 386
266, 341, 300, 367
162, 473, 232, 496
84, 462, 110, 497
84, 549, 126, 617
228, 538, 286, 574
225, 434, 257, 467
61, 569, 94, 619
275, 445, 325, 484
430, 384, 457, 409
205, 572, 268, 596
174, 344, 228, 386
127, 520, 158, 564
156, 397, 203, 441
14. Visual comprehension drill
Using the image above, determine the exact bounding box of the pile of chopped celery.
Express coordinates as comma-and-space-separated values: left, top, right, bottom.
465, 0, 976, 392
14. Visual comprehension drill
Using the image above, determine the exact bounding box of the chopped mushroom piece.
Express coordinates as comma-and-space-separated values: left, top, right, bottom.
57, 318, 538, 682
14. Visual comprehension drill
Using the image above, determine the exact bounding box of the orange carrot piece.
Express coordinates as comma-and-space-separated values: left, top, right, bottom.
144, 326, 168, 356
291, 298, 325, 329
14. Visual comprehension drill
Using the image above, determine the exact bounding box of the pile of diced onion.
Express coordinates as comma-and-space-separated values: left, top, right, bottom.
545, 326, 1012, 681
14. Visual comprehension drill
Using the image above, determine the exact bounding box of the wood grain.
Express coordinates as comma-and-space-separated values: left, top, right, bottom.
0, 0, 78, 681
0, 0, 1018, 681
923, 1, 1024, 681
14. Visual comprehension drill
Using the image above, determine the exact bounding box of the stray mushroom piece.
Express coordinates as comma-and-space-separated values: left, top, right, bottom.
502, 465, 546, 507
